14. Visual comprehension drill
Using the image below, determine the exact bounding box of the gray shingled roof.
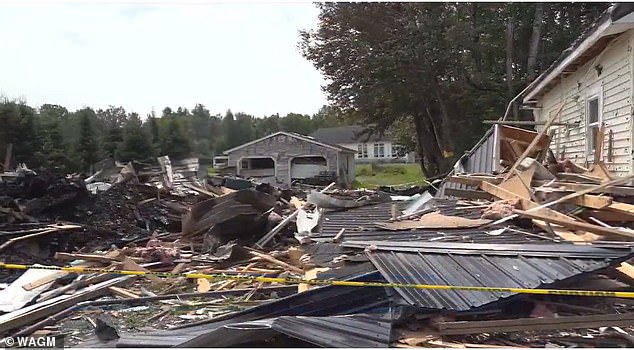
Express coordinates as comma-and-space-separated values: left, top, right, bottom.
310, 125, 390, 144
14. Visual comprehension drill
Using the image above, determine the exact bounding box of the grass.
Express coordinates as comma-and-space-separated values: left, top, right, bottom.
354, 163, 425, 189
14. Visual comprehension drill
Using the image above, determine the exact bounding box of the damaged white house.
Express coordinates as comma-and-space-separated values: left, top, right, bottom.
523, 3, 634, 176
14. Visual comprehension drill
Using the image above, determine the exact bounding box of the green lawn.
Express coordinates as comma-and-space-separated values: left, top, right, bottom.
354, 163, 425, 188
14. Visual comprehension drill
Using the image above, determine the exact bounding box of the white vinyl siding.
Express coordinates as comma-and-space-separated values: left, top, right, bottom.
535, 29, 633, 176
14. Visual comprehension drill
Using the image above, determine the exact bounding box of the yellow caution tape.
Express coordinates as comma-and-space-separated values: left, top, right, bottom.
0, 262, 631, 299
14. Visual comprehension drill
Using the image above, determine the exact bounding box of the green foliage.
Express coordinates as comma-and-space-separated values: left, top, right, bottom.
75, 108, 100, 173
160, 117, 192, 159
0, 100, 343, 174
300, 2, 608, 176
355, 163, 424, 188
118, 113, 155, 162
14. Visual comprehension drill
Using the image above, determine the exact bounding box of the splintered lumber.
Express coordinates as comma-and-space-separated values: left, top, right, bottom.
0, 224, 82, 252
436, 312, 634, 335
566, 194, 612, 209
535, 188, 613, 209
502, 102, 564, 182
483, 175, 634, 227
585, 162, 614, 181
512, 209, 634, 239
606, 202, 634, 217
449, 175, 634, 197
54, 252, 120, 264
182, 183, 218, 198
249, 250, 303, 275
528, 174, 634, 212
480, 182, 575, 223
0, 275, 134, 334
255, 182, 335, 248
108, 286, 141, 299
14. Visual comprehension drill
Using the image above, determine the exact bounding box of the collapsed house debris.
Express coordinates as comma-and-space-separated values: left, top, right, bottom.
5, 103, 634, 350
4, 3, 634, 348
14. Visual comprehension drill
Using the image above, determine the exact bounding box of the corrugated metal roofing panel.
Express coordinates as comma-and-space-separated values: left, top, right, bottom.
365, 246, 634, 311
112, 271, 390, 347
273, 313, 392, 348
438, 126, 497, 198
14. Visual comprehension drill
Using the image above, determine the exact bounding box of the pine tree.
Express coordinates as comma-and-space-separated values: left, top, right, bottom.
75, 108, 100, 173
160, 117, 192, 159
118, 113, 155, 162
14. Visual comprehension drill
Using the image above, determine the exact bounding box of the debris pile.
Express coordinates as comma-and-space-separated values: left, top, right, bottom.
3, 139, 634, 348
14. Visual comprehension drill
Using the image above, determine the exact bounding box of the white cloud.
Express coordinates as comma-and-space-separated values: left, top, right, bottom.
0, 2, 326, 117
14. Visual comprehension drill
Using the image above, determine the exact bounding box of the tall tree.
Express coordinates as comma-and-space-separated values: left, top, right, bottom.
118, 113, 155, 161
97, 106, 128, 158
75, 108, 100, 173
160, 117, 192, 159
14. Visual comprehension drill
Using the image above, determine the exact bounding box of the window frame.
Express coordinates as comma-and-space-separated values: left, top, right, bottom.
357, 143, 368, 159
586, 85, 603, 157
373, 143, 385, 158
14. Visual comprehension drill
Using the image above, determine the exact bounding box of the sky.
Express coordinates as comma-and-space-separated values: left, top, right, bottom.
0, 1, 327, 118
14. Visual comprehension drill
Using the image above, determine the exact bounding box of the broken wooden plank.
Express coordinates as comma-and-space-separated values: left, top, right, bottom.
449, 174, 634, 197
502, 102, 563, 182
606, 202, 634, 217
182, 183, 219, 198
248, 250, 303, 275
0, 224, 82, 252
480, 182, 576, 223
54, 252, 120, 264
0, 275, 134, 334
556, 172, 603, 184
512, 209, 634, 239
437, 312, 634, 335
108, 286, 141, 299
568, 194, 613, 209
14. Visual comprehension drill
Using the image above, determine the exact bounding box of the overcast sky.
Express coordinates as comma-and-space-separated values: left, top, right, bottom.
0, 1, 327, 117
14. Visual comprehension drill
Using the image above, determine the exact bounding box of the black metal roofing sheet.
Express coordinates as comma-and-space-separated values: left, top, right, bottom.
273, 313, 392, 348
343, 241, 634, 258
364, 245, 634, 311
315, 201, 554, 244
111, 272, 390, 347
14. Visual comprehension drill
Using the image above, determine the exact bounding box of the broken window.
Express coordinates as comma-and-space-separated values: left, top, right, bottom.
357, 143, 368, 158
587, 95, 601, 155
374, 143, 385, 158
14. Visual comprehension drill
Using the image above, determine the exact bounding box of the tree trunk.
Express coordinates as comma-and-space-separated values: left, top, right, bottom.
527, 3, 544, 81
471, 3, 483, 74
506, 20, 517, 120
412, 113, 429, 176
432, 76, 456, 160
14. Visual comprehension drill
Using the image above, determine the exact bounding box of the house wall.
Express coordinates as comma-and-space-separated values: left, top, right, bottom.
225, 134, 343, 184
533, 29, 634, 176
